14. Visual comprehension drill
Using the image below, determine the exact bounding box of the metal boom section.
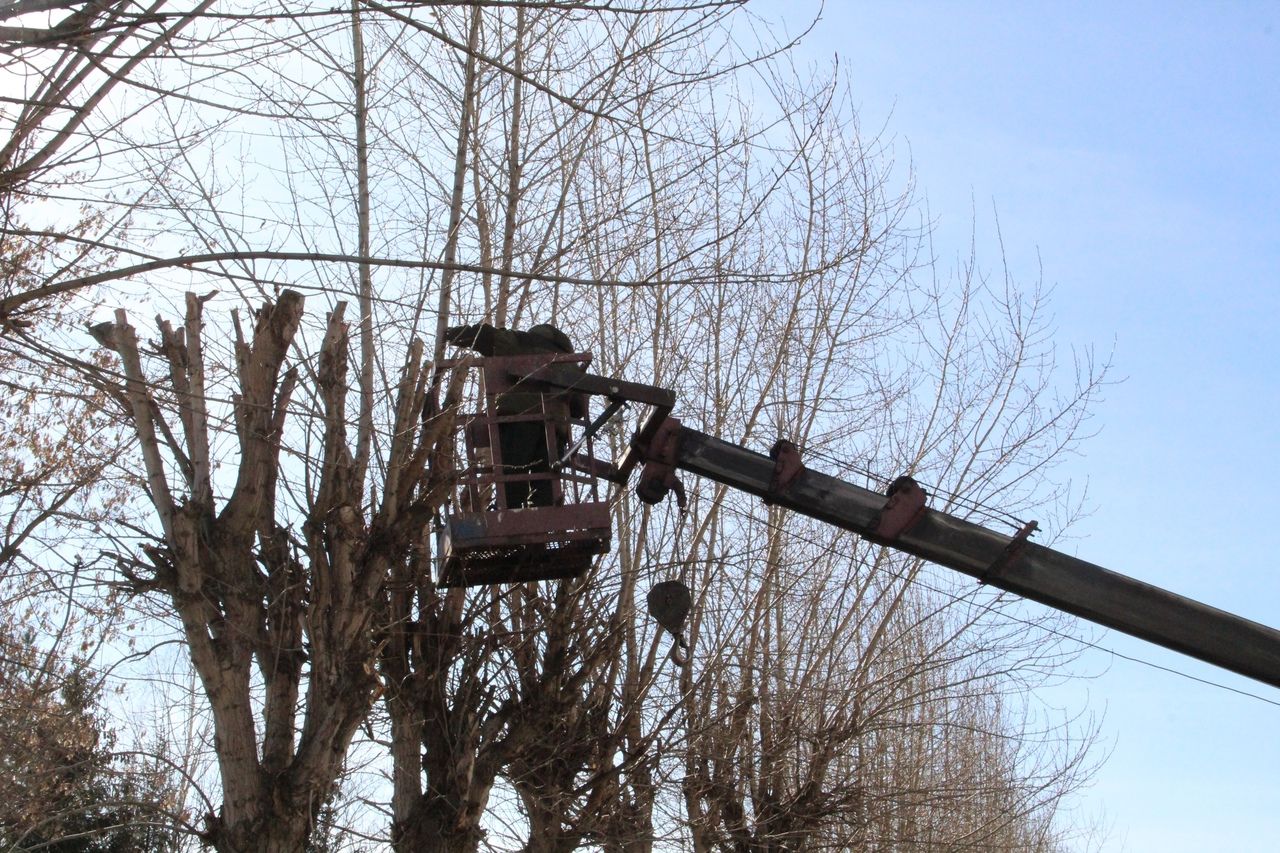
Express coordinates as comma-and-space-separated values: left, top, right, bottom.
530, 364, 1280, 690
635, 420, 1280, 691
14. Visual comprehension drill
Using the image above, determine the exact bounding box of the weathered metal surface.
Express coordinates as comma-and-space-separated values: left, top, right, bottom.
869, 475, 928, 542
522, 363, 677, 409
613, 391, 677, 485
434, 539, 607, 587
435, 504, 611, 587
668, 426, 1280, 691
981, 519, 1039, 584
447, 503, 611, 540
647, 580, 692, 638
765, 439, 803, 504
438, 351, 612, 586
647, 579, 692, 666
635, 415, 686, 508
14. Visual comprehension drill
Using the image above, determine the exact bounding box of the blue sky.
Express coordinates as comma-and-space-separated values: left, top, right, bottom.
759, 2, 1280, 849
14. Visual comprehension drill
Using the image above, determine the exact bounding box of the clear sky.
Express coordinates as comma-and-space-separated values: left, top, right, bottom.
757, 2, 1280, 850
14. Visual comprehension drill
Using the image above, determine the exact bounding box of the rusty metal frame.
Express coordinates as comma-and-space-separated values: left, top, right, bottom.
869, 475, 928, 543
436, 356, 679, 585
436, 351, 613, 586
979, 519, 1039, 585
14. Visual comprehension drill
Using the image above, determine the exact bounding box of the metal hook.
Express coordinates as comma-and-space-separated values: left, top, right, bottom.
647, 579, 692, 667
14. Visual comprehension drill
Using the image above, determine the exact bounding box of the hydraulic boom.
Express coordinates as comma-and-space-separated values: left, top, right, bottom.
526, 362, 1280, 691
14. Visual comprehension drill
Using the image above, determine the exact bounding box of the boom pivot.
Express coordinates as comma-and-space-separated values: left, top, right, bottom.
624, 410, 1280, 691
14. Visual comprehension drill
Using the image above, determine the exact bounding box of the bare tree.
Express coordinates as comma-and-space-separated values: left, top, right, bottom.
2, 2, 1109, 851
81, 289, 463, 851
663, 256, 1105, 851
0, 0, 235, 328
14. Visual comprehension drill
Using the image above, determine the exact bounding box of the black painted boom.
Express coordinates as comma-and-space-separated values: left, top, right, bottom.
670, 425, 1280, 691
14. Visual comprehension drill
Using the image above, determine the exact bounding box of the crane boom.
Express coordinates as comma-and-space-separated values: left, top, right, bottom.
636, 419, 1280, 691
521, 362, 1280, 690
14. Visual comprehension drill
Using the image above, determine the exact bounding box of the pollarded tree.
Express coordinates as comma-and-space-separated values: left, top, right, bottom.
5, 1, 467, 846
83, 290, 467, 851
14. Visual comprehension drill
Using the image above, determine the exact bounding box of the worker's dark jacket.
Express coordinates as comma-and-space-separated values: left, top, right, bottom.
444, 323, 587, 440
445, 323, 586, 508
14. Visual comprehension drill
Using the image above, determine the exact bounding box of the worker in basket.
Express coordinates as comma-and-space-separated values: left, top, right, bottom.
444, 322, 587, 509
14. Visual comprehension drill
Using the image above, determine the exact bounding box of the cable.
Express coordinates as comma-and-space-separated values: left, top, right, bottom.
794, 442, 1031, 532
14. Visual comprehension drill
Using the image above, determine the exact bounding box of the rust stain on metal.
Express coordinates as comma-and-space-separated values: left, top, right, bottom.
980, 519, 1039, 585
871, 475, 928, 542
764, 439, 803, 505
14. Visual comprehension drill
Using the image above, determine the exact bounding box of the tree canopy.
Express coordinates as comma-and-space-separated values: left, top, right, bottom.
2, 2, 1106, 850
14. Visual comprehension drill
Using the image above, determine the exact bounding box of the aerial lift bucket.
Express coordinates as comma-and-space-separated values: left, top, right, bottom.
433, 352, 612, 587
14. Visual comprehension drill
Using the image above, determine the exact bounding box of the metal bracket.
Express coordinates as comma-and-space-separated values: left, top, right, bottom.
635, 416, 686, 510
764, 439, 803, 505
980, 520, 1039, 584
869, 475, 928, 542
553, 397, 626, 471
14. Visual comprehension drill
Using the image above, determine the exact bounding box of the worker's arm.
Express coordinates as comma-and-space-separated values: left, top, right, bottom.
444, 323, 498, 355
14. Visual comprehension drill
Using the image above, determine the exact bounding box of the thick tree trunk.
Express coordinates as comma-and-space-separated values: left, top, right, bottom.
395, 817, 486, 853
101, 291, 440, 852
209, 807, 316, 853
395, 768, 493, 853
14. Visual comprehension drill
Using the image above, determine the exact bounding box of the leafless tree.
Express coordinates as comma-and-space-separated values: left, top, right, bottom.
3, 2, 1109, 851
81, 287, 475, 851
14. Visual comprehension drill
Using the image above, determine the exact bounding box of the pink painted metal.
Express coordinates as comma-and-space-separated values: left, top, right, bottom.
870, 475, 928, 542
980, 519, 1040, 585
764, 439, 803, 504
434, 351, 611, 587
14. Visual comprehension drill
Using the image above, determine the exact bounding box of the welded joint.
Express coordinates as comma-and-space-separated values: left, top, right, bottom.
764, 439, 804, 505
980, 520, 1039, 584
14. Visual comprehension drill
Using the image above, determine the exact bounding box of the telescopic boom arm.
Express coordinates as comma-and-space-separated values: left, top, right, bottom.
529, 364, 1280, 691
637, 422, 1280, 690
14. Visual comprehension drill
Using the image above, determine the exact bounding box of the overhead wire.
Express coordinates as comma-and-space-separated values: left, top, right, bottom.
797, 442, 1032, 532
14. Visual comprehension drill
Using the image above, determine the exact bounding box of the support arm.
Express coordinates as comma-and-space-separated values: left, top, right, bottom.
652, 423, 1280, 691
